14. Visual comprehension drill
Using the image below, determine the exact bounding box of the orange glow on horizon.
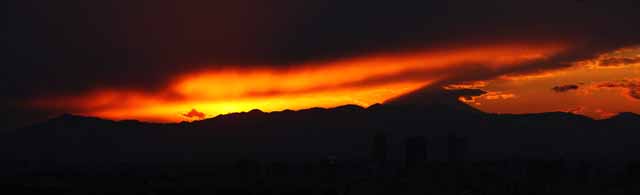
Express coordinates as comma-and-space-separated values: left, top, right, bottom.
81, 81, 429, 122
459, 46, 640, 119
29, 43, 570, 122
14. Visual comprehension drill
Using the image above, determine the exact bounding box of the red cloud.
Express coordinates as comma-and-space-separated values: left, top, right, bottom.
183, 109, 206, 119
597, 80, 640, 100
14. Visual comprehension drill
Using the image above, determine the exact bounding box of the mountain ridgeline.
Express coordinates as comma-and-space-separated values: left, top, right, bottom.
2, 88, 639, 169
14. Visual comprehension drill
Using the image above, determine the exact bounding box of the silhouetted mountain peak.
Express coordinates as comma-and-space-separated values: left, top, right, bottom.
384, 85, 486, 114
55, 113, 83, 120
367, 103, 383, 109
298, 107, 327, 113
332, 104, 364, 111
14, 114, 118, 136
605, 112, 640, 125
248, 109, 264, 114
47, 113, 106, 123
610, 112, 640, 120
208, 109, 266, 121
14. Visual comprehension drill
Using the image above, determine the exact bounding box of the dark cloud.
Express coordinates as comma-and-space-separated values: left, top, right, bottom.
5, 0, 640, 95
450, 89, 489, 100
599, 57, 640, 67
597, 80, 640, 100
552, 85, 580, 93
182, 109, 206, 119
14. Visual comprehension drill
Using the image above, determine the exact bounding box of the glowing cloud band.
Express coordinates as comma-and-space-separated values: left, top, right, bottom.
30, 43, 569, 122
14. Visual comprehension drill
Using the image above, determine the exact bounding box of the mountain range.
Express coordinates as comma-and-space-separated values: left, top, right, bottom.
2, 87, 640, 173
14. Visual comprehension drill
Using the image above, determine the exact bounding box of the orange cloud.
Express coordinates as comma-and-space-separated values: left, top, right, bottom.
484, 92, 517, 100
28, 42, 568, 122
444, 81, 488, 90
458, 91, 516, 105
596, 79, 640, 101
594, 109, 618, 119
452, 46, 640, 119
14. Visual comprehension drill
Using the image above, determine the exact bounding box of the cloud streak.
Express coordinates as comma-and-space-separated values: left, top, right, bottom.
552, 85, 580, 93
27, 43, 567, 121
597, 80, 640, 100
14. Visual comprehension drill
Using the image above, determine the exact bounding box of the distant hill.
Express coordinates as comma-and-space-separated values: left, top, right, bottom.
2, 87, 640, 173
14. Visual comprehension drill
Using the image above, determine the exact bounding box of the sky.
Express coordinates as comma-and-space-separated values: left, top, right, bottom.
3, 0, 640, 128
455, 47, 640, 119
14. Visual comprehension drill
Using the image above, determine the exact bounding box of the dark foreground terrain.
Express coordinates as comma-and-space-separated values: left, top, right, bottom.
2, 89, 640, 194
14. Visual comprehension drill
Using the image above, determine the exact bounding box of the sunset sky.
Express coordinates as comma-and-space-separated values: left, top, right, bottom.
3, 0, 639, 128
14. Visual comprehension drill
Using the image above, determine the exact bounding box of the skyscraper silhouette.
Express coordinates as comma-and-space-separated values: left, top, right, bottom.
371, 131, 388, 167
447, 132, 467, 162
405, 136, 427, 169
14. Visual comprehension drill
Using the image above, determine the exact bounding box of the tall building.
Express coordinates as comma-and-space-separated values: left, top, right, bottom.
405, 136, 427, 168
447, 132, 468, 162
371, 131, 388, 167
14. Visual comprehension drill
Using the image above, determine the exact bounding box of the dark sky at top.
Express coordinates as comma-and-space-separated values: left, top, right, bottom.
3, 0, 640, 128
